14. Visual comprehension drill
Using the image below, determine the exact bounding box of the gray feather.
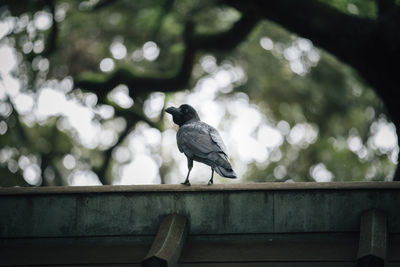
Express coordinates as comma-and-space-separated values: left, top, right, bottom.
177, 122, 224, 156
177, 121, 236, 178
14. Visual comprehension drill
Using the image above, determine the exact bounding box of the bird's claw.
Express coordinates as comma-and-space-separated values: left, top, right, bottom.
181, 181, 191, 186
208, 180, 213, 185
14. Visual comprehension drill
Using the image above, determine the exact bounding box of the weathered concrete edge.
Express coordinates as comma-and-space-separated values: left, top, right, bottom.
2, 186, 400, 237
1, 182, 400, 195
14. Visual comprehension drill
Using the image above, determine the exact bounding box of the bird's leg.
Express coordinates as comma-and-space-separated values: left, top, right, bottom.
182, 158, 193, 186
208, 168, 214, 185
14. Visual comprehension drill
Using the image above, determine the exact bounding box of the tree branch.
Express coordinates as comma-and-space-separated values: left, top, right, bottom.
225, 0, 376, 70
42, 0, 58, 57
91, 0, 117, 11
190, 11, 260, 50
75, 12, 259, 98
75, 47, 195, 101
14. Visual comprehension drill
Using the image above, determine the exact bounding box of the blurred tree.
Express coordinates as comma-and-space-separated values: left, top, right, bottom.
0, 0, 398, 186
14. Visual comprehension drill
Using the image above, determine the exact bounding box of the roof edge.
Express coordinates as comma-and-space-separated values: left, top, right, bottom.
1, 181, 400, 195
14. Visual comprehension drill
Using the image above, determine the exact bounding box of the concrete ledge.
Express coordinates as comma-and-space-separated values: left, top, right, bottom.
1, 182, 400, 239
1, 181, 400, 195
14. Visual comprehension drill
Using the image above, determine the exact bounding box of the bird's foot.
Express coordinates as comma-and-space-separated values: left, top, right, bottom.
208, 180, 213, 185
181, 180, 191, 186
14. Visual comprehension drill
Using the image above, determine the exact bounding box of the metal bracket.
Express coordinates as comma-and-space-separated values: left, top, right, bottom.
357, 209, 388, 267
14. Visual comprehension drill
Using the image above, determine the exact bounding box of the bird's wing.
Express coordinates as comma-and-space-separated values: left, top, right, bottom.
207, 123, 228, 154
177, 122, 226, 158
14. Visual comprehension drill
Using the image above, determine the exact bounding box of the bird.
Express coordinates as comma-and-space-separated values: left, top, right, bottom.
165, 104, 236, 186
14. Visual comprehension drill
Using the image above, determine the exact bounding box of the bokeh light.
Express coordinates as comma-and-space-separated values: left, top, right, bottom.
99, 58, 115, 72
0, 2, 398, 187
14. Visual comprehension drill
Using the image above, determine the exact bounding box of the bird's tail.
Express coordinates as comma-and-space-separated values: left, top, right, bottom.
214, 166, 237, 179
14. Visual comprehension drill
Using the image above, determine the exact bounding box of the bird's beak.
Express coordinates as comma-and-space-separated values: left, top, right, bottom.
165, 106, 180, 115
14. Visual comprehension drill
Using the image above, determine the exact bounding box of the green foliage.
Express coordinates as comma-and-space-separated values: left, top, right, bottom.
319, 0, 378, 18
233, 20, 394, 182
0, 0, 397, 186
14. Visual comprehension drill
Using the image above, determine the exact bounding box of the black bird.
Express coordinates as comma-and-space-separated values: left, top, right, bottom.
166, 104, 236, 186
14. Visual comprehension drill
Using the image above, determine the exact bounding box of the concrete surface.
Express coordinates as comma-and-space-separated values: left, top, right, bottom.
1, 182, 400, 238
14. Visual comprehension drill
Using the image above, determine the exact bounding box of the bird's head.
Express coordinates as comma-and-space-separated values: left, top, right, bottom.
165, 104, 200, 126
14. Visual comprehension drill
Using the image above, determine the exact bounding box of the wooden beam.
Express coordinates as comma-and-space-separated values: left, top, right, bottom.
357, 209, 388, 267
141, 214, 188, 267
